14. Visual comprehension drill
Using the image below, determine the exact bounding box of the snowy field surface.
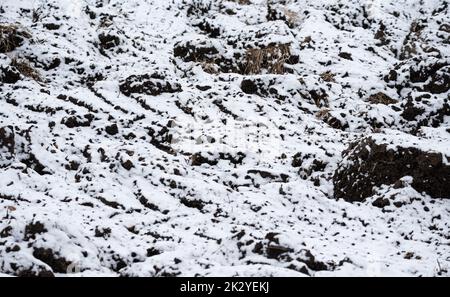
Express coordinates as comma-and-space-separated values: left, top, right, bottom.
0, 0, 449, 277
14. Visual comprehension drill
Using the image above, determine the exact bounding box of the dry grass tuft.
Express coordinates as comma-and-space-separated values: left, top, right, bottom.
316, 108, 331, 120
0, 24, 31, 53
200, 61, 219, 74
284, 8, 299, 27
11, 58, 42, 82
99, 17, 114, 28
320, 71, 336, 82
244, 43, 291, 74
368, 92, 396, 105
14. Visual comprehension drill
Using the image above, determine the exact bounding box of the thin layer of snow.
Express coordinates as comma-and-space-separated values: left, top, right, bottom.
0, 0, 449, 277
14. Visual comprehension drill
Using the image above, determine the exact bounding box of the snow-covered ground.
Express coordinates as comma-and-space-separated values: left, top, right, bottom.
0, 0, 449, 277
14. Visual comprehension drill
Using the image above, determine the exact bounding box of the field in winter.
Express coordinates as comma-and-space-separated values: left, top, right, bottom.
0, 0, 449, 277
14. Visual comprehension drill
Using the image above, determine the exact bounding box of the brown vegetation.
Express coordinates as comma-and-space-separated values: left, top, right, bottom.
11, 58, 42, 82
244, 43, 291, 74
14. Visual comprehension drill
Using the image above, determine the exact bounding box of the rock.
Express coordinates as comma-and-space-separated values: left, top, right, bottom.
384, 70, 398, 82
146, 248, 161, 257
253, 233, 293, 259
186, 0, 216, 17
119, 73, 182, 97
105, 124, 119, 135
439, 24, 450, 33
191, 152, 245, 167
368, 92, 396, 105
398, 20, 426, 60
191, 152, 218, 166
385, 57, 450, 95
410, 60, 450, 94
22, 152, 51, 176
297, 249, 328, 271
247, 169, 277, 180
424, 65, 450, 94
266, 244, 292, 259
121, 159, 134, 170
43, 23, 61, 30
0, 66, 21, 83
238, 76, 301, 101
65, 160, 80, 171
179, 197, 205, 210
84, 6, 97, 19
401, 98, 425, 121
43, 57, 61, 71
0, 126, 15, 167
137, 193, 160, 211
218, 152, 246, 165
24, 221, 47, 240
16, 266, 54, 277
173, 40, 238, 73
61, 114, 94, 128
292, 153, 303, 168
0, 226, 13, 238
309, 89, 329, 107
94, 227, 112, 238
174, 40, 219, 62
196, 85, 211, 91
240, 79, 258, 94
374, 22, 389, 46
398, 96, 450, 133
410, 61, 445, 84
404, 252, 415, 259
372, 197, 391, 208
334, 136, 450, 201
339, 52, 353, 60
192, 19, 221, 37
